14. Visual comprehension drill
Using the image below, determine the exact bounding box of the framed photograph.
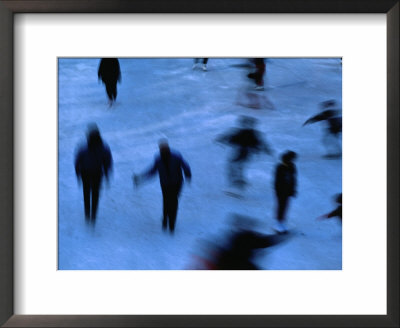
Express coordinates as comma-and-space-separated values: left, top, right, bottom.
1, 1, 398, 327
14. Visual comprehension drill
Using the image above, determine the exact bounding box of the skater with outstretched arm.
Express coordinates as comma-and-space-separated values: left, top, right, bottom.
317, 193, 342, 222
133, 139, 191, 233
303, 100, 342, 158
188, 214, 291, 270
216, 116, 272, 189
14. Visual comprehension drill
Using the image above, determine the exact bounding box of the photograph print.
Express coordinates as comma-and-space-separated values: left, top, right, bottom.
58, 58, 342, 270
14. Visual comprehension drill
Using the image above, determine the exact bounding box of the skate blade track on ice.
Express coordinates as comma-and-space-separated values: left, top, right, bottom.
224, 190, 245, 199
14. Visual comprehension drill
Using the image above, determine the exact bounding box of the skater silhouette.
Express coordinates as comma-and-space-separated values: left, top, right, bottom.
273, 151, 297, 233
303, 100, 342, 157
237, 59, 274, 110
189, 214, 290, 270
317, 193, 342, 222
133, 139, 191, 233
98, 58, 121, 107
74, 124, 113, 223
247, 58, 266, 91
216, 116, 272, 189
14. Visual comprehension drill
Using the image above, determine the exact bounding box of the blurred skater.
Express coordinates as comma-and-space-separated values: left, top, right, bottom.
214, 229, 288, 270
98, 58, 121, 107
317, 193, 342, 222
303, 100, 342, 157
189, 214, 290, 270
74, 124, 113, 224
216, 116, 272, 189
133, 139, 192, 233
247, 58, 266, 91
237, 58, 274, 110
193, 58, 208, 71
273, 151, 297, 233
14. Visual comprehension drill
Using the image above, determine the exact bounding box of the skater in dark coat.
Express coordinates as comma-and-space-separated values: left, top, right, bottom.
98, 58, 121, 107
75, 124, 113, 223
216, 116, 272, 189
303, 100, 342, 157
273, 151, 297, 233
317, 193, 342, 222
214, 229, 288, 270
189, 214, 291, 270
247, 58, 266, 91
133, 139, 191, 233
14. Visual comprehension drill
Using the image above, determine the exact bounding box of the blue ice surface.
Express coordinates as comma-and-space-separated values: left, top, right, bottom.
58, 58, 342, 270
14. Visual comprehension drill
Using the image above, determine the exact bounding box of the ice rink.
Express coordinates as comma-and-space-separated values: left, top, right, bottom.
58, 58, 342, 270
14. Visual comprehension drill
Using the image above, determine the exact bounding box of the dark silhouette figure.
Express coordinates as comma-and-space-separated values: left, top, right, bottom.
133, 139, 191, 233
214, 230, 288, 270
318, 193, 342, 222
273, 151, 297, 233
193, 58, 209, 71
98, 58, 121, 107
75, 125, 113, 223
189, 214, 290, 270
303, 100, 342, 157
247, 58, 266, 90
216, 116, 272, 188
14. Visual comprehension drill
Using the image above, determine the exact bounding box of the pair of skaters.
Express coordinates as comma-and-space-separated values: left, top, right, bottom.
216, 115, 296, 234
75, 126, 191, 233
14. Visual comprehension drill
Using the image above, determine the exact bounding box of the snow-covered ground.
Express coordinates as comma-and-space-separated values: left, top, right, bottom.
58, 58, 342, 270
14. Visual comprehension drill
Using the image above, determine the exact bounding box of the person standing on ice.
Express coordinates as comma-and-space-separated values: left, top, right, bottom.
98, 58, 121, 107
273, 151, 297, 234
133, 139, 192, 233
74, 124, 113, 224
303, 100, 342, 158
215, 116, 272, 189
247, 58, 266, 91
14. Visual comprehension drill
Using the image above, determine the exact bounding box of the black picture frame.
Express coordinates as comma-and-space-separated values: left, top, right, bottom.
0, 1, 398, 327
